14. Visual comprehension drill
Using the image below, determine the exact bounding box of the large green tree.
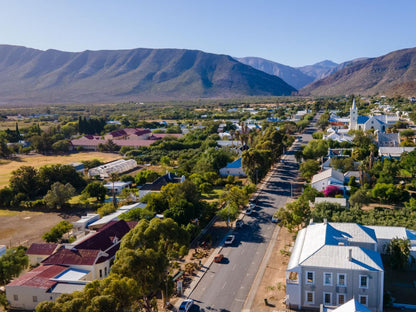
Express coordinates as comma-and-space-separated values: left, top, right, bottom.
43, 182, 76, 209
111, 218, 189, 310
0, 246, 28, 285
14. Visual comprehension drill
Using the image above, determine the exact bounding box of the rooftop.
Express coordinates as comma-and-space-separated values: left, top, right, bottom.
26, 243, 58, 256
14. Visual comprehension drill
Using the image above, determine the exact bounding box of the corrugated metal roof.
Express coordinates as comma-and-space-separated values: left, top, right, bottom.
26, 243, 58, 256
330, 298, 372, 312
301, 245, 383, 271
311, 168, 344, 184
50, 283, 86, 294
7, 265, 67, 288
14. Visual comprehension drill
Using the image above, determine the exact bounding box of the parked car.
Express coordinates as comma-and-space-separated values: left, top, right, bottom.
235, 219, 243, 229
249, 202, 256, 209
224, 234, 235, 245
213, 253, 224, 263
179, 299, 194, 312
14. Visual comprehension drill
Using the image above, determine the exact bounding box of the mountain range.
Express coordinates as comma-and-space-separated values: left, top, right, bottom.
299, 47, 416, 96
0, 45, 296, 105
0, 44, 415, 105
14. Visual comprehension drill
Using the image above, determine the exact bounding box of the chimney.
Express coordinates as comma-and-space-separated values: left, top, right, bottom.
323, 218, 327, 224
309, 218, 314, 225
348, 248, 352, 261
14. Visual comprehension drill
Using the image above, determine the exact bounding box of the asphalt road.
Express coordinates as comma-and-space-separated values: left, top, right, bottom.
187, 120, 318, 312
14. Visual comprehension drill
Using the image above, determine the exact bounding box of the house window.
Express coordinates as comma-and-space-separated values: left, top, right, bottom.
306, 271, 315, 284
359, 295, 368, 306
337, 293, 345, 305
13, 294, 18, 301
33, 296, 38, 302
337, 273, 346, 286
105, 267, 108, 276
324, 292, 332, 305
99, 269, 103, 278
324, 272, 333, 286
305, 291, 314, 304
360, 275, 368, 288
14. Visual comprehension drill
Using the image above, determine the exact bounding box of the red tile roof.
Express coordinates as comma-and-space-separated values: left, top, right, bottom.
7, 265, 67, 288
26, 243, 58, 256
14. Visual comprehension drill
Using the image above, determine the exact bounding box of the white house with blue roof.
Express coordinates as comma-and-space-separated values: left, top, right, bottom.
219, 157, 246, 177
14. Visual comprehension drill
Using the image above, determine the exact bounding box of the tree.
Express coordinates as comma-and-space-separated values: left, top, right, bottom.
400, 150, 416, 178
83, 181, 107, 202
349, 188, 370, 207
302, 139, 328, 160
330, 157, 354, 173
386, 238, 412, 270
276, 198, 310, 232
42, 220, 73, 243
9, 166, 40, 200
109, 172, 119, 208
52, 140, 70, 154
299, 159, 320, 182
44, 182, 76, 209
242, 148, 272, 183
111, 218, 189, 310
0, 246, 28, 285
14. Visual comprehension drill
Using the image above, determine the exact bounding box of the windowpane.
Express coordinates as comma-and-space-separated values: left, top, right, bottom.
338, 274, 345, 286
360, 276, 368, 288
306, 291, 314, 303
359, 296, 367, 305
324, 273, 332, 285
33, 296, 37, 302
338, 294, 345, 305
13, 295, 18, 301
307, 272, 314, 284
324, 293, 332, 304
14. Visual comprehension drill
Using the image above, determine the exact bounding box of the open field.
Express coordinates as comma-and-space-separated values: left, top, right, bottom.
0, 152, 120, 189
0, 209, 79, 248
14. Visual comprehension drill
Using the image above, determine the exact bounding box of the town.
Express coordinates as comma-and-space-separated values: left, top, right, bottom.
0, 95, 414, 312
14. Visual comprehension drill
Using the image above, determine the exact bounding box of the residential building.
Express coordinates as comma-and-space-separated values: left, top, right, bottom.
378, 146, 415, 159
6, 220, 137, 310
138, 172, 184, 198
286, 221, 384, 312
219, 157, 246, 177
25, 243, 59, 267
88, 159, 137, 179
6, 265, 87, 311
103, 181, 132, 195
311, 168, 345, 192
377, 133, 400, 148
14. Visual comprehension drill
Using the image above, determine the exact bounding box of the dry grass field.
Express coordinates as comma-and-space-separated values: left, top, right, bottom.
0, 152, 121, 188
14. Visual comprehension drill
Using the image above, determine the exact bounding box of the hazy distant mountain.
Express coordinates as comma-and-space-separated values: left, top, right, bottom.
0, 45, 296, 105
300, 47, 416, 96
297, 60, 338, 81
236, 57, 314, 89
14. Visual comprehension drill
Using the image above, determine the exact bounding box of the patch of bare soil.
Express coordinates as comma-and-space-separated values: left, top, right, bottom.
252, 226, 295, 311
0, 210, 79, 248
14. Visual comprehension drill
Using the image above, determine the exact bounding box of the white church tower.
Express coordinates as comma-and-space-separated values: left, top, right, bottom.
349, 98, 358, 130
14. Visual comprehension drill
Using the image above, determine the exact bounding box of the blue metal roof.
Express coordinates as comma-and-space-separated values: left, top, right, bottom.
357, 116, 369, 124
226, 158, 242, 169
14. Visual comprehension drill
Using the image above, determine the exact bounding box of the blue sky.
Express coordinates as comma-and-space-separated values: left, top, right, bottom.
0, 0, 414, 67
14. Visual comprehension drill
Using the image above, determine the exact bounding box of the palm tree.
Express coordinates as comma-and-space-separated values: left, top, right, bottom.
109, 172, 119, 208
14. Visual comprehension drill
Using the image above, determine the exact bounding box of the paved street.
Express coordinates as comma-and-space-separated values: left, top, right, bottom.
187, 119, 318, 312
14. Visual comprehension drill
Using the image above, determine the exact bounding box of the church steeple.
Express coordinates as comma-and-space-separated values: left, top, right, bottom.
350, 98, 358, 130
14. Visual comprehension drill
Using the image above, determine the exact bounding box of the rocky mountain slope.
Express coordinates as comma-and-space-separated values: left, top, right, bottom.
0, 45, 296, 105
236, 56, 314, 89
300, 48, 416, 96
